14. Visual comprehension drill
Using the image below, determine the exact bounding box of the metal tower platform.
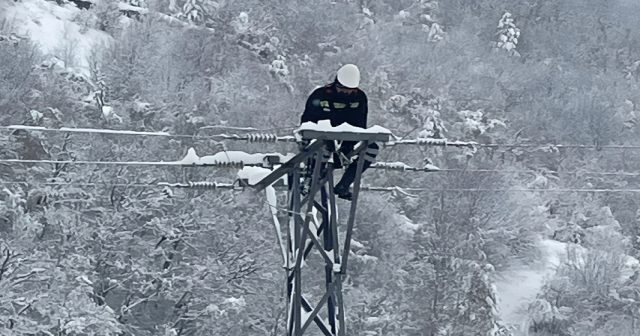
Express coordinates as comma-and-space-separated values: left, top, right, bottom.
253, 129, 390, 336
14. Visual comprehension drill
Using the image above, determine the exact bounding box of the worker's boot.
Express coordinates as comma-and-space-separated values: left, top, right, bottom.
333, 157, 373, 201
333, 184, 353, 201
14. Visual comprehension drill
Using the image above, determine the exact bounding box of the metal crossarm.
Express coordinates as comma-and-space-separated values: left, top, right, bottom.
254, 140, 326, 191
300, 129, 390, 143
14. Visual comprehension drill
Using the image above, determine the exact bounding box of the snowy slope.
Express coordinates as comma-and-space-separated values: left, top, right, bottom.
495, 239, 567, 335
3, 0, 112, 77
496, 238, 640, 335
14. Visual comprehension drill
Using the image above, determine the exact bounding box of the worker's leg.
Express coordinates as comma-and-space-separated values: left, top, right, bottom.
334, 142, 379, 200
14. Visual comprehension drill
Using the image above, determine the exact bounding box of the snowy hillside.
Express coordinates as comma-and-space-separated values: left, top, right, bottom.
495, 239, 567, 335
497, 238, 640, 335
4, 0, 640, 335
4, 0, 111, 77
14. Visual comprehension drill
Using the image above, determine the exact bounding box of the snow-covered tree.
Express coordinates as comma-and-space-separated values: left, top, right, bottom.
530, 207, 640, 335
494, 12, 521, 57
6, 0, 640, 334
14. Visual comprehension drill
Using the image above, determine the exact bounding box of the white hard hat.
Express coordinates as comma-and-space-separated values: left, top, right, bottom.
336, 64, 360, 88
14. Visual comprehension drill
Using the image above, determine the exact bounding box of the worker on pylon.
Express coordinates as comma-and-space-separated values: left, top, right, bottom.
300, 64, 379, 200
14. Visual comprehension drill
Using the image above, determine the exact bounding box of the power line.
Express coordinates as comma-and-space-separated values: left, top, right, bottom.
0, 180, 238, 189
0, 159, 181, 166
4, 180, 640, 194
0, 180, 160, 188
396, 168, 640, 177
7, 125, 640, 150
475, 143, 640, 150
2, 125, 296, 143
389, 139, 640, 150
199, 125, 299, 132
0, 158, 266, 167
361, 186, 640, 193
3, 158, 640, 179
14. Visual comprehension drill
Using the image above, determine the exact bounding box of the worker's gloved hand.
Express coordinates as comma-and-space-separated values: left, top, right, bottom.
338, 152, 352, 167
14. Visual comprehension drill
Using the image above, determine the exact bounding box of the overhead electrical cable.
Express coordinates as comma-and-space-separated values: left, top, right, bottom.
5, 125, 640, 150
198, 125, 299, 132
0, 158, 187, 166
2, 125, 296, 143
0, 180, 237, 189
3, 179, 640, 194
360, 186, 640, 193
0, 180, 161, 188
2, 158, 640, 178
0, 158, 267, 167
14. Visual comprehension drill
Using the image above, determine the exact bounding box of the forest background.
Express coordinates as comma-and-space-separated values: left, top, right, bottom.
2, 0, 640, 335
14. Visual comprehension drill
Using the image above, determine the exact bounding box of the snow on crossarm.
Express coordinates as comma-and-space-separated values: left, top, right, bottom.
237, 166, 282, 186
296, 120, 392, 135
177, 147, 295, 167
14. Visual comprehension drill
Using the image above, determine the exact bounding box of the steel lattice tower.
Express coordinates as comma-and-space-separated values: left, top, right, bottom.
255, 129, 390, 336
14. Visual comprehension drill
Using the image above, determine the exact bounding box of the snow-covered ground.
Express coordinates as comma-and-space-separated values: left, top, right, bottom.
3, 0, 112, 77
495, 239, 567, 335
496, 237, 640, 335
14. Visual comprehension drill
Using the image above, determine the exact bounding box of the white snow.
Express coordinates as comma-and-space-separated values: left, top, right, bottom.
180, 148, 200, 165
201, 151, 295, 166
288, 214, 296, 268
301, 309, 312, 327
7, 125, 203, 137
7, 125, 47, 131
424, 164, 440, 171
401, 219, 420, 234
387, 137, 477, 148
76, 275, 93, 285
372, 162, 412, 170
178, 148, 295, 167
162, 186, 174, 197
622, 255, 640, 281
416, 138, 470, 146
153, 12, 215, 32
223, 296, 246, 307
266, 186, 288, 266
495, 238, 640, 335
237, 166, 275, 186
371, 161, 441, 171
202, 151, 264, 165
200, 125, 261, 131
117, 2, 149, 14
297, 120, 392, 135
30, 110, 43, 121
325, 251, 335, 264
4, 0, 112, 78
59, 127, 171, 136
101, 106, 111, 117
495, 239, 567, 334
289, 208, 322, 270
350, 239, 365, 249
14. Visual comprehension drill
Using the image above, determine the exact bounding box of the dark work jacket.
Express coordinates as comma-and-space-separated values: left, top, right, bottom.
300, 83, 368, 129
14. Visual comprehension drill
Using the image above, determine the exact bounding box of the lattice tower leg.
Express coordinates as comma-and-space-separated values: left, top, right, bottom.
285, 143, 369, 336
